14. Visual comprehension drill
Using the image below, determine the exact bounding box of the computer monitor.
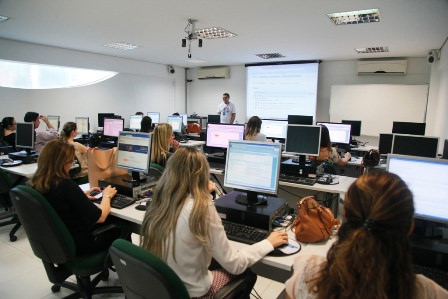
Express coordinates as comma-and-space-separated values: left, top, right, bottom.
98, 113, 115, 127
167, 116, 183, 133
392, 134, 439, 158
392, 121, 426, 136
316, 122, 351, 145
387, 154, 448, 224
341, 120, 361, 137
224, 140, 282, 206
103, 118, 124, 138
179, 113, 188, 126
442, 139, 448, 159
378, 133, 393, 155
207, 114, 221, 124
206, 123, 245, 149
147, 112, 160, 124
129, 115, 143, 130
15, 122, 35, 152
116, 131, 152, 184
285, 125, 321, 163
287, 115, 313, 125
47, 115, 60, 131
75, 117, 89, 134
260, 119, 288, 139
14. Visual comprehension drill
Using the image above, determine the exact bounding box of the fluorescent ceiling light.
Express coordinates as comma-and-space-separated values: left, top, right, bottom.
0, 15, 10, 23
327, 9, 380, 25
104, 42, 138, 50
184, 58, 207, 64
255, 53, 285, 59
195, 27, 236, 39
355, 47, 389, 53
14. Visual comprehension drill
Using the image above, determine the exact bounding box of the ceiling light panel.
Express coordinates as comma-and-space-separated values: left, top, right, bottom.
327, 9, 380, 25
255, 53, 285, 59
195, 27, 236, 39
104, 42, 138, 50
355, 47, 389, 53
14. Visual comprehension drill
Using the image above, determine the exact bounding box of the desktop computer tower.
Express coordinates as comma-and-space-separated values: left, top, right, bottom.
8, 151, 38, 164
214, 191, 289, 231
280, 158, 317, 178
99, 174, 157, 199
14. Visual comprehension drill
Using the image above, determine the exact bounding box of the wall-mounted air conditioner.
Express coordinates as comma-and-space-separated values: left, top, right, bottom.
196, 67, 230, 79
357, 60, 408, 75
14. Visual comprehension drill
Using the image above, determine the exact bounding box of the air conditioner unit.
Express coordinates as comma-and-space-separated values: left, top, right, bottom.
196, 67, 230, 79
357, 60, 408, 75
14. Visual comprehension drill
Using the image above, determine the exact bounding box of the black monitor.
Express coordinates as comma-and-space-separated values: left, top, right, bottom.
147, 112, 160, 124
15, 122, 35, 153
260, 119, 288, 140
378, 133, 393, 155
442, 139, 448, 159
103, 118, 124, 138
316, 122, 351, 146
341, 120, 361, 137
392, 121, 426, 136
116, 131, 152, 184
287, 115, 313, 125
224, 140, 282, 206
207, 114, 220, 124
167, 116, 183, 133
98, 113, 115, 127
392, 134, 439, 158
387, 155, 448, 225
129, 115, 143, 130
206, 123, 245, 149
179, 113, 188, 126
285, 125, 321, 163
75, 117, 89, 134
47, 115, 60, 131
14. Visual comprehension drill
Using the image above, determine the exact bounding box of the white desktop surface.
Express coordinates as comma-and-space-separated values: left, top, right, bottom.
178, 140, 205, 148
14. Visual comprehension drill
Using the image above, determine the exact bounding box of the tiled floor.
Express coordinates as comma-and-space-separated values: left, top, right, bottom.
0, 224, 285, 298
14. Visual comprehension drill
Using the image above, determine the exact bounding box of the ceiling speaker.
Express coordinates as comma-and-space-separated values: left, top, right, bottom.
427, 49, 439, 64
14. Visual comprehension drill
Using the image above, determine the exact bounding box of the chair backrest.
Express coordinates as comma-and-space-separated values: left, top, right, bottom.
109, 239, 189, 299
149, 162, 164, 178
9, 185, 76, 263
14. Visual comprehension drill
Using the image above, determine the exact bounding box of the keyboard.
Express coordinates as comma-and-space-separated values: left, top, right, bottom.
413, 264, 448, 289
221, 220, 269, 245
279, 173, 316, 186
93, 193, 136, 209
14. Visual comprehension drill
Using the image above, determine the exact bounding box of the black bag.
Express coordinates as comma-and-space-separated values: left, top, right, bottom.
362, 149, 380, 167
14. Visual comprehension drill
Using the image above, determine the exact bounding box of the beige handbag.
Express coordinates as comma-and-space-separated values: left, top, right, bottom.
87, 147, 127, 187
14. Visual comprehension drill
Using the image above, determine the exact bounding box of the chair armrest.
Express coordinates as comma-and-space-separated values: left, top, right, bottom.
92, 223, 118, 237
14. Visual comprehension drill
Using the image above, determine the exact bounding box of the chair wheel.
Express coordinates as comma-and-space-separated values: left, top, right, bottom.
9, 235, 17, 242
51, 285, 61, 293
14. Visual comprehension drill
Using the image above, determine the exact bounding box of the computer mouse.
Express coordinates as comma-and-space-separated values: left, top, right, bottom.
268, 238, 301, 256
135, 200, 149, 211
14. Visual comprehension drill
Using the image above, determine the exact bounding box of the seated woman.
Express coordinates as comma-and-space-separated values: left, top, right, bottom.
140, 116, 152, 133
151, 123, 179, 168
1, 117, 17, 149
140, 147, 288, 298
285, 172, 448, 299
29, 139, 127, 255
245, 116, 271, 142
310, 125, 351, 166
60, 122, 89, 184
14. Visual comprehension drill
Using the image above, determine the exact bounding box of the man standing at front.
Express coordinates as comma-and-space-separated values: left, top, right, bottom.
217, 93, 236, 124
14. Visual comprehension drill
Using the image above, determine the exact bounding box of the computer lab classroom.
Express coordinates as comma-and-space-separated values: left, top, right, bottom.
0, 1, 448, 298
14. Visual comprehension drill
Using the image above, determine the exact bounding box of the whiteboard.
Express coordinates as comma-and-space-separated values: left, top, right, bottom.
330, 84, 429, 136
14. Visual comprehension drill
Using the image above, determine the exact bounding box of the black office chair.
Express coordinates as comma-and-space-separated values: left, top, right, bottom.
0, 168, 21, 241
109, 238, 258, 299
9, 185, 123, 299
149, 162, 164, 179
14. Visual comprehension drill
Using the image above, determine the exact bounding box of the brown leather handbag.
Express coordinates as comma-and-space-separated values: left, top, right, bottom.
292, 196, 340, 243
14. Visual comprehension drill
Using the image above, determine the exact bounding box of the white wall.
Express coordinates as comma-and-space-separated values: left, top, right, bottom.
0, 38, 186, 131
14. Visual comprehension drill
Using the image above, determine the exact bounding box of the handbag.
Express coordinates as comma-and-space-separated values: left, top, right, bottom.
362, 149, 380, 167
87, 147, 127, 187
292, 196, 340, 243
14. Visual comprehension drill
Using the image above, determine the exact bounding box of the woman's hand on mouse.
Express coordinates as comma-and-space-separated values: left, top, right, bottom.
267, 231, 289, 247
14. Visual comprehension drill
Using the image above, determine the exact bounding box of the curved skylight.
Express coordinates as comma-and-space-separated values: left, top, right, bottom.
0, 59, 117, 89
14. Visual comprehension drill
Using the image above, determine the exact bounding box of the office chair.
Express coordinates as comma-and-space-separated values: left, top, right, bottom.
0, 169, 21, 242
109, 238, 258, 299
149, 162, 164, 178
9, 185, 123, 299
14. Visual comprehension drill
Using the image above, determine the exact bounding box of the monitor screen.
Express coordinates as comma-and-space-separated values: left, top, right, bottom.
392, 121, 426, 136
285, 125, 321, 156
103, 118, 124, 137
443, 139, 448, 159
378, 133, 393, 155
15, 122, 35, 149
98, 113, 115, 127
167, 116, 183, 133
129, 115, 143, 130
206, 123, 245, 149
316, 122, 351, 145
75, 117, 89, 134
224, 140, 282, 204
47, 115, 60, 130
179, 113, 188, 126
260, 119, 288, 139
117, 131, 152, 174
342, 120, 361, 137
207, 114, 221, 124
147, 112, 160, 124
387, 155, 448, 224
392, 134, 439, 158
288, 115, 313, 125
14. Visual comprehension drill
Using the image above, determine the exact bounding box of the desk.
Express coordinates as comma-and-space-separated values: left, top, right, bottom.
0, 155, 37, 178
178, 140, 205, 151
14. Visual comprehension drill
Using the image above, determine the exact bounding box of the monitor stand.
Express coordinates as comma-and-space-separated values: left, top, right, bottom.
291, 155, 310, 164
122, 171, 150, 186
235, 191, 267, 206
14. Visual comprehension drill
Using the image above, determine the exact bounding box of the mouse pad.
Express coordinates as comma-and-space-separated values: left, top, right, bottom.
1, 160, 23, 167
269, 238, 301, 256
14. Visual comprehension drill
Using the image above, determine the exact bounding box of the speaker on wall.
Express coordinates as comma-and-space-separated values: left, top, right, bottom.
427, 49, 439, 64
168, 65, 175, 74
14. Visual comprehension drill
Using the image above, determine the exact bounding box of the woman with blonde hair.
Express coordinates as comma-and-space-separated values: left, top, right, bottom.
60, 121, 89, 184
245, 116, 269, 142
141, 147, 288, 298
285, 172, 448, 299
150, 123, 179, 168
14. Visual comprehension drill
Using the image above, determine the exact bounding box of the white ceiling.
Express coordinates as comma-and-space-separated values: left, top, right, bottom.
0, 0, 447, 68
